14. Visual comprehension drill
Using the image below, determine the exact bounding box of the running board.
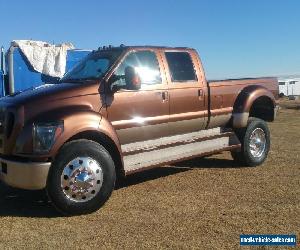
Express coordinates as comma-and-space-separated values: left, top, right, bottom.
123, 128, 240, 175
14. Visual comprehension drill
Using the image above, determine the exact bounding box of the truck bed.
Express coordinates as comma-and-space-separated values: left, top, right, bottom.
208, 77, 277, 85
206, 77, 278, 129
208, 77, 278, 108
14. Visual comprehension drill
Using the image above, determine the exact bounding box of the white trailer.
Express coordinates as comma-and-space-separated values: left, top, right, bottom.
278, 80, 288, 96
278, 78, 300, 98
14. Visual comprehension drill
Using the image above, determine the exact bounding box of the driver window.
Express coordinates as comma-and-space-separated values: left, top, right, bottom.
112, 50, 162, 89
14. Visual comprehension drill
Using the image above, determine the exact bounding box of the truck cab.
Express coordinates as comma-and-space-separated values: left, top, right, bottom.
104, 47, 207, 144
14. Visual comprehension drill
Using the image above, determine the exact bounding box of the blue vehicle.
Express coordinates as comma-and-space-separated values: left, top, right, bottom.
0, 43, 91, 97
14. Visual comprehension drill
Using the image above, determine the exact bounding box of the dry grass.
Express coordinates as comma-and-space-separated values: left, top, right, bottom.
0, 109, 299, 249
279, 97, 300, 110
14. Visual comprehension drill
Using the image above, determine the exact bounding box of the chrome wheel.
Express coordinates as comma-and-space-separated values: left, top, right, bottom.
249, 128, 266, 158
61, 157, 103, 202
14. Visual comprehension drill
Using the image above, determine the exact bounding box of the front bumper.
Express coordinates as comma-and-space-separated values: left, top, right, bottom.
0, 157, 51, 190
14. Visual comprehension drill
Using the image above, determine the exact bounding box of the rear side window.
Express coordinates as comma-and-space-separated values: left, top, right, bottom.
165, 52, 197, 82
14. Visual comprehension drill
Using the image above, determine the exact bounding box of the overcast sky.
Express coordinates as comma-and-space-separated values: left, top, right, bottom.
0, 0, 299, 79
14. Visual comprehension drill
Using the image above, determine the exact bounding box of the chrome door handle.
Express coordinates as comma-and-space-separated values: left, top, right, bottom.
198, 89, 203, 97
162, 91, 168, 102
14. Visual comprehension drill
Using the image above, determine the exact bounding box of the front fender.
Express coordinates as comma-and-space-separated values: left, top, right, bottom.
50, 112, 121, 157
15, 111, 121, 159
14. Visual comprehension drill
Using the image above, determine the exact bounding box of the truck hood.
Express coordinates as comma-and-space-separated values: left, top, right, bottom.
0, 81, 103, 124
0, 81, 99, 107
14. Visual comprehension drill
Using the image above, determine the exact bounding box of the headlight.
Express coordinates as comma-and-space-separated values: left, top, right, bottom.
33, 121, 64, 153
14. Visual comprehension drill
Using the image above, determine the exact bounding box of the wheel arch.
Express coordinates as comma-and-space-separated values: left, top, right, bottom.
232, 85, 276, 128
66, 130, 125, 179
49, 113, 124, 179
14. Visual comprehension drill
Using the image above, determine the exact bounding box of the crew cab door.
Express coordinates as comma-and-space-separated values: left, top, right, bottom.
106, 50, 169, 145
161, 50, 207, 135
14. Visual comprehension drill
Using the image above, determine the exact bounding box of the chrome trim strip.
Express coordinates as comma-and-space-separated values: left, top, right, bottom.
210, 107, 233, 116
112, 110, 207, 130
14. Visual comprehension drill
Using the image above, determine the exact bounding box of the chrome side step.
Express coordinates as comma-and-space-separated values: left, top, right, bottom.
122, 127, 224, 155
122, 128, 240, 175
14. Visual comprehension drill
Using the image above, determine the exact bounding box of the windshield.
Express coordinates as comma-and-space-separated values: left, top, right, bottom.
61, 50, 123, 82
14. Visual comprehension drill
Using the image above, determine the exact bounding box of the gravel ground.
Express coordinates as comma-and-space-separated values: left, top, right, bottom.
0, 109, 299, 249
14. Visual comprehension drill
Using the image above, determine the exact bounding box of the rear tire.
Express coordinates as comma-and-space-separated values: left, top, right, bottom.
231, 117, 270, 167
46, 139, 116, 215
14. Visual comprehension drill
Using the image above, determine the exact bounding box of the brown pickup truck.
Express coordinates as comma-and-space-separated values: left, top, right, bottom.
0, 45, 278, 215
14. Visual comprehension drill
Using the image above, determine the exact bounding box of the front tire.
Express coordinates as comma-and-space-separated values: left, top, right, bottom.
231, 118, 270, 167
46, 139, 116, 215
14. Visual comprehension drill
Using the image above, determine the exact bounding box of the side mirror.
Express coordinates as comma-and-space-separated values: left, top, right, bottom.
105, 75, 122, 94
125, 66, 141, 90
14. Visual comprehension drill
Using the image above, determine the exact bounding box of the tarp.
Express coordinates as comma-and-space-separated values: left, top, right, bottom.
11, 40, 75, 77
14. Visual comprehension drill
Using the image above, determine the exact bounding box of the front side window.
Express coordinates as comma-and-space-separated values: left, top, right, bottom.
112, 50, 162, 88
165, 52, 197, 82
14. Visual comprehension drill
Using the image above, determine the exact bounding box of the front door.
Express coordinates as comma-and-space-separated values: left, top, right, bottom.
106, 49, 169, 145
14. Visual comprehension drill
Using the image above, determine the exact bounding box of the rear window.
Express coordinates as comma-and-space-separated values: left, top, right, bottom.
165, 52, 197, 82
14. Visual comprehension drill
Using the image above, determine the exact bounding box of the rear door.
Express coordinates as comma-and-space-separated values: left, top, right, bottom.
106, 49, 169, 145
161, 50, 207, 135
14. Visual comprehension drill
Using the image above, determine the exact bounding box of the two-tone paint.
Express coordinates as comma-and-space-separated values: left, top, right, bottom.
0, 46, 279, 190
